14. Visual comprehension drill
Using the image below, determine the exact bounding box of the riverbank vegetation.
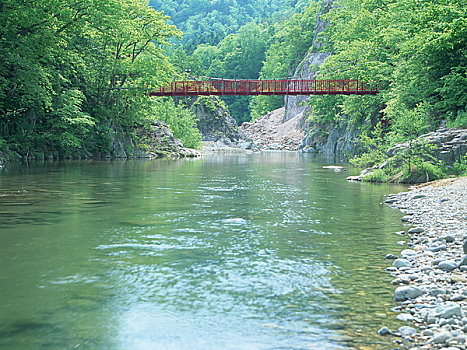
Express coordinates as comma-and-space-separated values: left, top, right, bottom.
1, 0, 465, 178
0, 0, 200, 159
314, 0, 467, 181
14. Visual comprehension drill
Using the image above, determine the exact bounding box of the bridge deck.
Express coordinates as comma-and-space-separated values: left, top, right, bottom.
149, 79, 378, 97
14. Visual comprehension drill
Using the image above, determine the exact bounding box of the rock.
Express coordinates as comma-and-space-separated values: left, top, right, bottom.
408, 227, 425, 234
429, 332, 452, 344
428, 303, 463, 319
450, 275, 467, 283
394, 286, 424, 301
401, 215, 412, 222
392, 277, 410, 285
194, 96, 250, 147
393, 259, 413, 268
427, 244, 447, 252
438, 260, 458, 271
463, 241, 467, 254
398, 326, 417, 337
429, 288, 447, 296
412, 194, 427, 199
386, 254, 398, 260
378, 326, 392, 336
459, 255, 467, 267
397, 313, 414, 322
422, 329, 434, 336
401, 249, 417, 258
443, 235, 455, 243
385, 198, 397, 204
450, 294, 465, 302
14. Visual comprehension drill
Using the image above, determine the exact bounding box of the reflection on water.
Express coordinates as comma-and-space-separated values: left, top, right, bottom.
0, 153, 407, 349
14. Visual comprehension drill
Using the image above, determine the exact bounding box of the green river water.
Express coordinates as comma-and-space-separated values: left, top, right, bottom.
0, 152, 409, 349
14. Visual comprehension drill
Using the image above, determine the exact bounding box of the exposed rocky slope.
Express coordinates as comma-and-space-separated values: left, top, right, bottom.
240, 107, 307, 151
379, 178, 467, 348
244, 0, 357, 156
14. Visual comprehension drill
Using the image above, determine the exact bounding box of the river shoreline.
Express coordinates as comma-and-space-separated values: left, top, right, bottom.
381, 177, 467, 348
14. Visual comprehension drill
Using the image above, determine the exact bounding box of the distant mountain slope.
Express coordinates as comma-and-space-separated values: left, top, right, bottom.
149, 0, 308, 51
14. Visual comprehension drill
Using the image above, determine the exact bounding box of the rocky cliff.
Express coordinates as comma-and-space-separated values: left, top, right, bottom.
193, 96, 257, 151
284, 0, 335, 122
281, 0, 363, 157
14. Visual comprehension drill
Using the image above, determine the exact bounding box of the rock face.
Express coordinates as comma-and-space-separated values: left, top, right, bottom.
281, 0, 362, 156
299, 123, 359, 155
193, 96, 244, 142
284, 0, 335, 122
193, 96, 257, 151
108, 121, 200, 159
386, 128, 467, 166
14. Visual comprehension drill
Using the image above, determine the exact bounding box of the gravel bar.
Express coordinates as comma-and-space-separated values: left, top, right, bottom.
380, 177, 467, 349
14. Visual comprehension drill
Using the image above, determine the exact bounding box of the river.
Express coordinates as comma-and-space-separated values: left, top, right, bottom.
0, 152, 408, 349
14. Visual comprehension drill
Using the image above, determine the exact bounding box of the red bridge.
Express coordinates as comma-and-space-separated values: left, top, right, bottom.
149, 79, 379, 97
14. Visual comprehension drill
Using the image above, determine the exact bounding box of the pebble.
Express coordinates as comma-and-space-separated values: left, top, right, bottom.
399, 326, 417, 337
408, 227, 425, 234
429, 331, 452, 344
397, 313, 414, 321
438, 260, 458, 271
394, 286, 424, 301
393, 258, 413, 268
382, 178, 467, 347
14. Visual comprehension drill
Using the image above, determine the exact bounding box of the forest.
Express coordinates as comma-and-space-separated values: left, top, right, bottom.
0, 0, 465, 177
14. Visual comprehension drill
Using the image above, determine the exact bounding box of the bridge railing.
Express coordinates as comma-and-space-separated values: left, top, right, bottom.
149, 79, 378, 96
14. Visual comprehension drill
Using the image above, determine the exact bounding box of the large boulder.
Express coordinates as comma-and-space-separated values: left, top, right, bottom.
106, 121, 199, 159
193, 96, 256, 151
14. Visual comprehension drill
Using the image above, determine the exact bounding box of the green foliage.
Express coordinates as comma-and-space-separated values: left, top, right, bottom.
349, 123, 388, 168
250, 2, 320, 119
150, 99, 201, 149
451, 155, 467, 177
193, 96, 229, 115
307, 0, 466, 137
400, 161, 444, 184
362, 169, 393, 183
149, 0, 309, 52
0, 0, 180, 157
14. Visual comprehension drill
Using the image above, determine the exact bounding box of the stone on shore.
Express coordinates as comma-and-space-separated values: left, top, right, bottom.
393, 258, 413, 268
408, 227, 425, 234
383, 177, 467, 347
437, 260, 458, 271
427, 303, 463, 319
394, 286, 423, 301
428, 331, 452, 344
398, 326, 417, 337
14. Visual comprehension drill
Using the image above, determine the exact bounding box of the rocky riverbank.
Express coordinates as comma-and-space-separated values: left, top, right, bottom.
240, 107, 306, 151
380, 177, 467, 349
